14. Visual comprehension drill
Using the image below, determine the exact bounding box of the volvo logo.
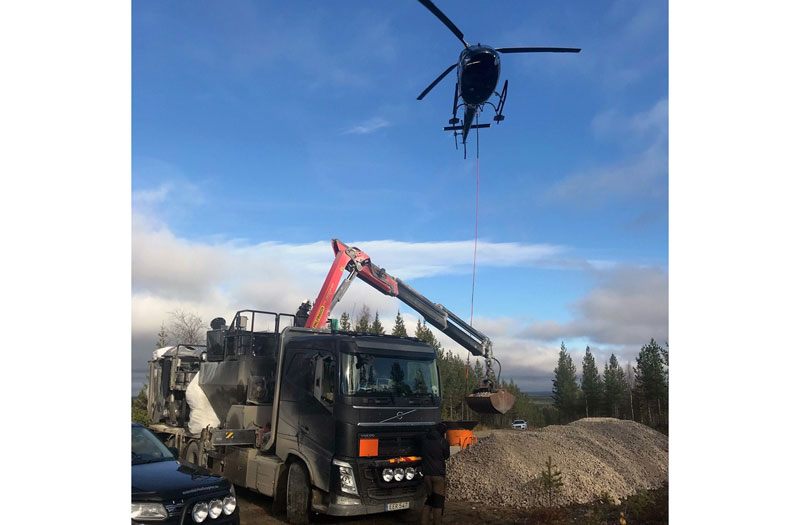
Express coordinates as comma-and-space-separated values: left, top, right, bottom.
380, 409, 418, 424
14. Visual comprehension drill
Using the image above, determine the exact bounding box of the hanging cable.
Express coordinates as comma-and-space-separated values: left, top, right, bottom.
469, 112, 480, 326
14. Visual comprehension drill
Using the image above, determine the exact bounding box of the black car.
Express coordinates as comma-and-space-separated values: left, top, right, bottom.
132, 423, 239, 524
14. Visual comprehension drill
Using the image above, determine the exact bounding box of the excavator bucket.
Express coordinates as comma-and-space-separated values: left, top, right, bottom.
466, 389, 516, 415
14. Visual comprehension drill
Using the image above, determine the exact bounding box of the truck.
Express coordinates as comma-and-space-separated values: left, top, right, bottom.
147, 239, 514, 523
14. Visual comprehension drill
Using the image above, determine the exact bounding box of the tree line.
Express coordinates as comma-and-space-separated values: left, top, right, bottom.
552, 340, 669, 430
340, 307, 668, 431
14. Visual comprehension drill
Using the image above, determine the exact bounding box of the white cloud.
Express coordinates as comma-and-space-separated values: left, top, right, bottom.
592, 98, 668, 145
342, 117, 391, 135
547, 98, 668, 204
130, 220, 584, 394
545, 144, 667, 204
132, 183, 171, 207
521, 265, 668, 348
130, 221, 667, 394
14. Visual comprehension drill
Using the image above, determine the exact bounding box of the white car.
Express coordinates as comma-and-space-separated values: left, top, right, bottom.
511, 419, 528, 430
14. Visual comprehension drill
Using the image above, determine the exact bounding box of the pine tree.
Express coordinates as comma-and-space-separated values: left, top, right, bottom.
414, 320, 442, 352
132, 384, 150, 425
157, 323, 169, 348
472, 359, 485, 385
552, 342, 579, 423
581, 346, 604, 417
355, 305, 371, 333
539, 456, 564, 508
603, 354, 626, 418
370, 312, 385, 335
625, 361, 636, 421
391, 311, 408, 337
339, 312, 351, 331
634, 339, 669, 427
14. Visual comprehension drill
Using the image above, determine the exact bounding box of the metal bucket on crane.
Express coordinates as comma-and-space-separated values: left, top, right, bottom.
465, 388, 516, 415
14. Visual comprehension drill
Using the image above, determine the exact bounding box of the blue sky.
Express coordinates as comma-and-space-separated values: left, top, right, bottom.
132, 0, 668, 394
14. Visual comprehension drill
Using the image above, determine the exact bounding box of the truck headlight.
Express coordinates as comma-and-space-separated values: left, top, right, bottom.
192, 502, 208, 522
382, 468, 394, 482
393, 468, 404, 481
131, 502, 168, 520
333, 459, 358, 496
208, 499, 223, 519
404, 467, 415, 480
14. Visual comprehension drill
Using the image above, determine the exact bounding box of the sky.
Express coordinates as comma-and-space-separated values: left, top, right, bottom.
131, 0, 668, 395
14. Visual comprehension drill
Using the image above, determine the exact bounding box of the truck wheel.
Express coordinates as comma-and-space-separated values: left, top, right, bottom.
286, 461, 311, 524
183, 441, 201, 466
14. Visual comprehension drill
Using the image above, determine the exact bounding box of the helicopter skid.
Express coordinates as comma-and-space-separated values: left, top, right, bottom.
443, 123, 491, 132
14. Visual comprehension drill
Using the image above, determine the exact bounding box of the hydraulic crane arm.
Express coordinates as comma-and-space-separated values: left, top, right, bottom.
306, 239, 493, 365
306, 238, 514, 414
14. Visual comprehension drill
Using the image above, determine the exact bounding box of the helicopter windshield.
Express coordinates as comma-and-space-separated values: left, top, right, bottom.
461, 52, 498, 104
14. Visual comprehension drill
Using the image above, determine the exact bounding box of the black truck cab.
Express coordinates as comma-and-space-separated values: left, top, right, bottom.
274, 333, 441, 516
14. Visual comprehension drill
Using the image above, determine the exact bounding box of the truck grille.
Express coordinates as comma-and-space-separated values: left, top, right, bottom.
378, 436, 417, 456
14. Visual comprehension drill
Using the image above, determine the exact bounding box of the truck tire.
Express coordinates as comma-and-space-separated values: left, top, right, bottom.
286, 461, 311, 524
183, 440, 201, 466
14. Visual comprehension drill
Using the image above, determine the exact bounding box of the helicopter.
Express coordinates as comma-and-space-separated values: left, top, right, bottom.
415, 0, 581, 154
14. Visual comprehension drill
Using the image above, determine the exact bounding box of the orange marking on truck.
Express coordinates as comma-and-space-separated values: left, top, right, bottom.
359, 438, 379, 457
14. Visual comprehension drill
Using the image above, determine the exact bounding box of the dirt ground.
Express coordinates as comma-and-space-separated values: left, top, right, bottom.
237, 484, 668, 524
238, 487, 549, 524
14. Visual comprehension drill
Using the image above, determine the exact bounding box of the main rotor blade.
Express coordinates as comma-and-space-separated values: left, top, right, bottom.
418, 0, 469, 47
417, 63, 457, 101
496, 47, 581, 54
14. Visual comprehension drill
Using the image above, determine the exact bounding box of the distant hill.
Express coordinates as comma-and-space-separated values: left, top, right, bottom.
524, 392, 554, 405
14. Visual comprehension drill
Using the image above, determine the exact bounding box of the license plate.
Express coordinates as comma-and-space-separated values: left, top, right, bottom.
385, 501, 410, 511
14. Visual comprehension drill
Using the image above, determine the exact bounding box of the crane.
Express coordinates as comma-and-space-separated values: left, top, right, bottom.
304, 238, 515, 415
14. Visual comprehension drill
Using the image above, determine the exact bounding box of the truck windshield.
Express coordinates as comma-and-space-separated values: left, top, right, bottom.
341, 352, 440, 398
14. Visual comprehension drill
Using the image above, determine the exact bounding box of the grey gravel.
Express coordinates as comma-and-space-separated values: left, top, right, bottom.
445, 418, 668, 508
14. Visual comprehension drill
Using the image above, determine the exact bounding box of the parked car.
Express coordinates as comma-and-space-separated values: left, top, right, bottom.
511, 419, 528, 430
131, 422, 239, 524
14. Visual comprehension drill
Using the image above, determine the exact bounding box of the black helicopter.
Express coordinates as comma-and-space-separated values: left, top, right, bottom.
416, 0, 580, 153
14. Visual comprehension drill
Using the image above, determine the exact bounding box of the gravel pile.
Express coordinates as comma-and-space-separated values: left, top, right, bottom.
446, 418, 668, 508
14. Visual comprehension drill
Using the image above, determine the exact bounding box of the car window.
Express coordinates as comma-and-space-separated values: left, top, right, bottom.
132, 425, 174, 464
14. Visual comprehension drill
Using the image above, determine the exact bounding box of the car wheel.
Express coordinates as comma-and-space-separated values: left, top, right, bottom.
286, 461, 311, 524
183, 440, 201, 466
